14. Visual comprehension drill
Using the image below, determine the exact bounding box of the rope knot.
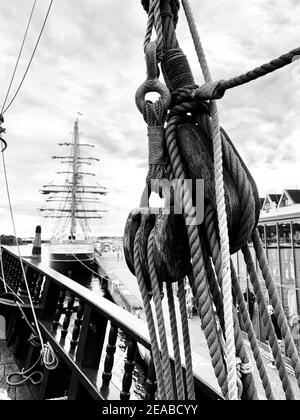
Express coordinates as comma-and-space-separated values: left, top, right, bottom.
240, 362, 254, 375
192, 80, 226, 101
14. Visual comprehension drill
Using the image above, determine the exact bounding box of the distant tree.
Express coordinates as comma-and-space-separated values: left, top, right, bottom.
0, 235, 22, 245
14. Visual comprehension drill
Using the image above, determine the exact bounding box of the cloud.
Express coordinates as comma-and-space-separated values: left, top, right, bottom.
0, 0, 299, 237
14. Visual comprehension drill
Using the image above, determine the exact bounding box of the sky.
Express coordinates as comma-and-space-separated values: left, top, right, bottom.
0, 0, 299, 238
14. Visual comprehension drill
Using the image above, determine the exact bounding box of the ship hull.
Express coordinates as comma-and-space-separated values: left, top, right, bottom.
48, 241, 96, 277
49, 252, 95, 276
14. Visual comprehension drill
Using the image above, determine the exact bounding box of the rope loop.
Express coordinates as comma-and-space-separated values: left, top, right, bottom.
192, 80, 226, 101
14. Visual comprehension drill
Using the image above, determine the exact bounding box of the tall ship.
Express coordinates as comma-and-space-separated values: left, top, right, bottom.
39, 119, 107, 275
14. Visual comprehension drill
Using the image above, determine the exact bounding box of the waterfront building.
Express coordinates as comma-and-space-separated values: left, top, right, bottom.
232, 189, 300, 354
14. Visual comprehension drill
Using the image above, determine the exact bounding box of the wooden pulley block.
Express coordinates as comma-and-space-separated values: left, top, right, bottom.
138, 212, 157, 293
153, 208, 191, 283
175, 123, 259, 253
123, 208, 142, 275
221, 128, 260, 227
176, 123, 239, 236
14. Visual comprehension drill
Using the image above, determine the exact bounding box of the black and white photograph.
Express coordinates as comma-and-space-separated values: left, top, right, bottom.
0, 0, 300, 405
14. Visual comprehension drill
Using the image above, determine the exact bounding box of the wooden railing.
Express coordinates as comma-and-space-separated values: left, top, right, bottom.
0, 245, 222, 400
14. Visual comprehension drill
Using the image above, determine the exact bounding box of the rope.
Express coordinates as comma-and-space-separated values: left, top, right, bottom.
42, 342, 59, 370
142, 0, 180, 27
182, 0, 237, 400
147, 230, 174, 400
0, 247, 8, 293
193, 47, 300, 100
1, 0, 54, 115
0, 0, 37, 114
142, 99, 167, 191
0, 151, 44, 352
166, 282, 185, 400
165, 112, 228, 398
133, 231, 166, 399
252, 229, 300, 389
6, 354, 43, 386
203, 217, 258, 400
177, 278, 195, 399
144, 0, 164, 61
230, 261, 275, 400
242, 244, 295, 400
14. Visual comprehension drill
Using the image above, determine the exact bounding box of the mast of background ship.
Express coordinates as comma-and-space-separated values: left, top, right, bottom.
70, 120, 79, 241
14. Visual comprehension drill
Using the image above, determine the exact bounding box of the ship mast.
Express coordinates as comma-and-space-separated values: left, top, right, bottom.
70, 120, 79, 241
39, 119, 107, 241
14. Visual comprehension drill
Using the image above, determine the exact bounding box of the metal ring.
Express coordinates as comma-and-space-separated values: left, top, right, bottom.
135, 80, 171, 113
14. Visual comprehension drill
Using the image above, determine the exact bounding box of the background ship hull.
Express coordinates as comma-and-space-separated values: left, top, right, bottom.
49, 251, 95, 277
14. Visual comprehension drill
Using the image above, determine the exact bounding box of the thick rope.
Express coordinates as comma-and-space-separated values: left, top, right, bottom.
252, 229, 300, 389
230, 260, 275, 400
177, 278, 195, 399
166, 282, 185, 400
165, 114, 228, 398
133, 231, 166, 399
203, 210, 258, 400
142, 99, 167, 190
144, 0, 164, 60
147, 230, 174, 400
204, 206, 273, 400
193, 47, 300, 100
142, 0, 180, 27
242, 244, 295, 400
182, 0, 237, 399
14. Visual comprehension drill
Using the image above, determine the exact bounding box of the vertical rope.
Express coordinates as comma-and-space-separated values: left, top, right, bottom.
166, 282, 185, 399
133, 231, 166, 399
203, 228, 258, 400
181, 0, 237, 399
177, 278, 196, 399
144, 0, 164, 60
242, 244, 295, 400
166, 114, 228, 398
231, 261, 275, 400
252, 229, 300, 389
147, 230, 174, 399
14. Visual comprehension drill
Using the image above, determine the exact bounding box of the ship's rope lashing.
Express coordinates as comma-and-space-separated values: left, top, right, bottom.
124, 0, 300, 400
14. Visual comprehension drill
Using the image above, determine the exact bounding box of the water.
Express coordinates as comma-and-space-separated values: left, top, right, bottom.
18, 243, 107, 296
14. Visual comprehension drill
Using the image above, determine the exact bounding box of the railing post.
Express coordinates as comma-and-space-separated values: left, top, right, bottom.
70, 300, 84, 350
102, 323, 118, 387
52, 289, 66, 329
76, 305, 108, 368
61, 293, 75, 338
120, 336, 137, 400
40, 277, 61, 322
145, 357, 157, 400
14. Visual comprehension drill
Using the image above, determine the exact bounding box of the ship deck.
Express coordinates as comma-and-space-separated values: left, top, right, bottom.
0, 340, 35, 400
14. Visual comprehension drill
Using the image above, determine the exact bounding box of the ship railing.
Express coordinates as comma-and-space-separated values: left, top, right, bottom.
0, 245, 222, 401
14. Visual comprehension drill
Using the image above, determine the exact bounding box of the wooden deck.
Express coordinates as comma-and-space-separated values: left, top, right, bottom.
0, 340, 35, 400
